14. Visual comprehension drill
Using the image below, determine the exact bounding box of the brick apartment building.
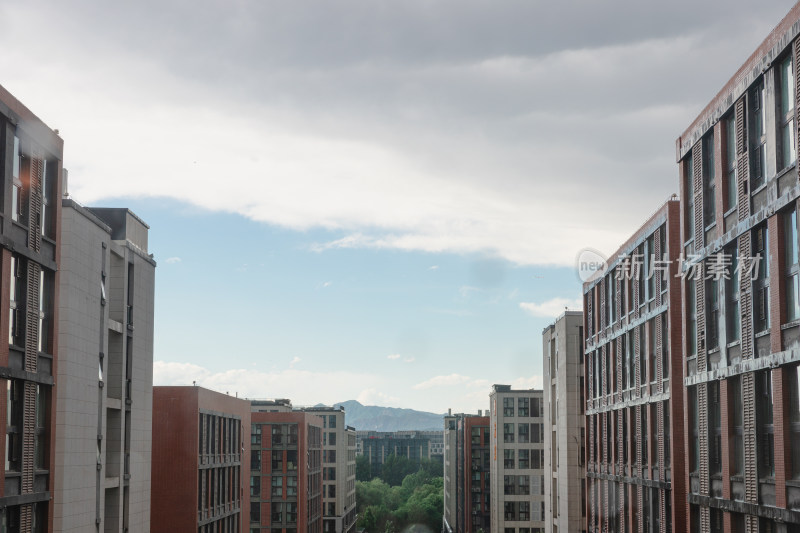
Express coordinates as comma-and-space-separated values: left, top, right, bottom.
675, 2, 800, 530
583, 199, 685, 533
0, 84, 63, 531
300, 407, 356, 533
250, 409, 323, 533
543, 311, 585, 533
489, 385, 546, 533
151, 386, 251, 533
442, 412, 490, 533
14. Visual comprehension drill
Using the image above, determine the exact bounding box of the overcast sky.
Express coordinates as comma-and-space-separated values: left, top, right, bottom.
1, 0, 796, 414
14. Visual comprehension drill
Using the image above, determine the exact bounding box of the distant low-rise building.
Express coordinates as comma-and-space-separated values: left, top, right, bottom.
356, 430, 442, 476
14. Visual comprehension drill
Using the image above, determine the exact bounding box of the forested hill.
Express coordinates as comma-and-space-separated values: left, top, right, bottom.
333, 400, 443, 431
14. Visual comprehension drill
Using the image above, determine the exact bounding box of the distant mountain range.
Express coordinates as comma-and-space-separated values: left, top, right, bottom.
333, 400, 444, 431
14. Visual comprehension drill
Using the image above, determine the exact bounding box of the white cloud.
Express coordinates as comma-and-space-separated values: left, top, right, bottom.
289, 356, 301, 367
403, 357, 416, 363
414, 373, 476, 390
428, 265, 439, 270
386, 354, 402, 360
510, 375, 543, 390
164, 257, 181, 264
519, 297, 582, 318
357, 388, 400, 407
153, 360, 376, 405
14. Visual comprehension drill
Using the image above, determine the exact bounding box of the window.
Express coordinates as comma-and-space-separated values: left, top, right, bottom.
503, 423, 514, 443
641, 407, 648, 467
531, 449, 542, 470
6, 380, 21, 471
41, 159, 55, 239
271, 502, 283, 523
645, 237, 655, 301
286, 449, 297, 470
504, 449, 514, 469
707, 274, 720, 350
638, 324, 646, 387
272, 425, 284, 446
758, 370, 775, 478
519, 501, 530, 521
287, 502, 298, 523
779, 54, 797, 169
286, 475, 297, 496
531, 423, 541, 444
251, 502, 261, 524
11, 136, 22, 222
9, 256, 24, 347
689, 386, 699, 474
703, 131, 716, 227
663, 402, 671, 471
627, 331, 635, 389
725, 113, 738, 211
648, 320, 656, 383
709, 381, 721, 476
518, 475, 530, 496
754, 224, 770, 332
607, 273, 616, 324
518, 423, 529, 443
661, 314, 669, 380
751, 81, 767, 189
727, 246, 741, 342
786, 208, 800, 322
251, 451, 261, 471
517, 397, 529, 417
503, 397, 514, 417
34, 385, 46, 470
504, 475, 516, 495
687, 279, 697, 357
731, 377, 744, 478
328, 431, 336, 446
532, 397, 541, 417
38, 270, 53, 353
271, 450, 282, 472
272, 476, 283, 497
685, 153, 695, 241
250, 475, 261, 497
518, 449, 529, 469
789, 366, 800, 478
329, 415, 336, 429
622, 409, 628, 465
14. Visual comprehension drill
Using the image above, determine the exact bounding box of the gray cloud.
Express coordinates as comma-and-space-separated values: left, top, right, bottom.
1, 0, 796, 265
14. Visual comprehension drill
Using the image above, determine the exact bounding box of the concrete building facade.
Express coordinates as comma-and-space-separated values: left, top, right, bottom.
54, 201, 155, 532
489, 385, 545, 533
0, 84, 63, 532
443, 413, 490, 533
583, 199, 685, 533
543, 311, 585, 533
151, 386, 251, 533
250, 410, 322, 533
675, 3, 800, 530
